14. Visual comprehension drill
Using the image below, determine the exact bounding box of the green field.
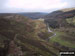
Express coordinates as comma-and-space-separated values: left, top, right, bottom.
50, 31, 75, 48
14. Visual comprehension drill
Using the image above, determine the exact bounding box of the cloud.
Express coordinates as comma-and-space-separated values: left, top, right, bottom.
62, 0, 75, 8
3, 0, 68, 12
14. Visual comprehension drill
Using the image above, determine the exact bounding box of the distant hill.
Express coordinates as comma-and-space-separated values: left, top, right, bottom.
18, 12, 48, 19
44, 8, 75, 28
60, 8, 75, 12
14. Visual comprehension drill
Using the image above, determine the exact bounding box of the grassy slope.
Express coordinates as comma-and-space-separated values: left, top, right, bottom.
50, 30, 75, 48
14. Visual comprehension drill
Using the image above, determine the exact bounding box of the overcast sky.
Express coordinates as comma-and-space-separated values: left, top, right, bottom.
0, 0, 75, 13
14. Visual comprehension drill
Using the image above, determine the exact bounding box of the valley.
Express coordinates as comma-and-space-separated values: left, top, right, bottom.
0, 8, 75, 56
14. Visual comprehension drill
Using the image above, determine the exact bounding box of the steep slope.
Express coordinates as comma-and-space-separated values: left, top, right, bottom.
0, 14, 60, 56
44, 8, 75, 28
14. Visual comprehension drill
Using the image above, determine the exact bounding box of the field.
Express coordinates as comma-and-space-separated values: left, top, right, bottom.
50, 28, 75, 48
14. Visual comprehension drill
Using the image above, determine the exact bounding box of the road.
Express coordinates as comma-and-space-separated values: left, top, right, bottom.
46, 23, 56, 41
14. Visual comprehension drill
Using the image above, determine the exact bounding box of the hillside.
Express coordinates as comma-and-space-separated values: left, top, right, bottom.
0, 10, 75, 56
0, 14, 61, 56
60, 8, 75, 12
44, 8, 75, 52
44, 8, 75, 28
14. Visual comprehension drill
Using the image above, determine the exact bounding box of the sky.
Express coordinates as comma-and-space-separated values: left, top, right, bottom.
0, 0, 75, 13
